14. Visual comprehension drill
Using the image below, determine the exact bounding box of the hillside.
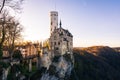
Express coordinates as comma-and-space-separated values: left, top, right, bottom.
1, 46, 120, 80
113, 47, 120, 52
72, 46, 120, 80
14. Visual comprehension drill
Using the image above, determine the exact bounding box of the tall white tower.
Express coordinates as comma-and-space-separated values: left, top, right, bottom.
50, 11, 58, 35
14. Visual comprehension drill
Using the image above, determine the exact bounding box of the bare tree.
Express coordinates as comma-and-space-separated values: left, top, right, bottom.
0, 10, 7, 59
0, 0, 24, 59
0, 0, 24, 13
4, 16, 23, 56
0, 0, 5, 13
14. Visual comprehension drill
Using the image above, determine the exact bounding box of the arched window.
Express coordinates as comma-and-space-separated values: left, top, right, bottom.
58, 42, 60, 45
51, 22, 52, 25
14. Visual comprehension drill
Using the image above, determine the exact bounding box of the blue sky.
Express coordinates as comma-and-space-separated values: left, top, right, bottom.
19, 0, 120, 47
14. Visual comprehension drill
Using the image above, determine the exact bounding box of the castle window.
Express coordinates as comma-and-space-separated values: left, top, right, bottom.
54, 36, 56, 40
51, 22, 52, 25
58, 42, 60, 45
63, 38, 67, 41
54, 42, 56, 45
54, 14, 56, 16
55, 26, 56, 29
55, 47, 59, 50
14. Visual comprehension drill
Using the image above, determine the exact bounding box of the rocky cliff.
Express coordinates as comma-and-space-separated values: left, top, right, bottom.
40, 53, 74, 80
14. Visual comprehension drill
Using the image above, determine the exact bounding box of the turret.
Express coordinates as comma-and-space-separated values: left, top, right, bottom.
50, 11, 58, 35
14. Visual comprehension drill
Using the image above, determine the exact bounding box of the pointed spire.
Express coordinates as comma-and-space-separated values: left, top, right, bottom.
60, 19, 62, 28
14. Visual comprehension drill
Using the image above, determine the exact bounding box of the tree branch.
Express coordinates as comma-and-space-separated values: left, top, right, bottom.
0, 0, 6, 13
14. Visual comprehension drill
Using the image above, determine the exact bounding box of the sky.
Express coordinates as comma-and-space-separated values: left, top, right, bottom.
19, 0, 120, 47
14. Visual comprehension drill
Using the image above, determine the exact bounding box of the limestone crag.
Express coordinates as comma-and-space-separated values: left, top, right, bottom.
40, 53, 73, 80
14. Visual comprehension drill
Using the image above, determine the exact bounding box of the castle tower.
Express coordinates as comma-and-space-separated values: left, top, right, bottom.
50, 11, 58, 35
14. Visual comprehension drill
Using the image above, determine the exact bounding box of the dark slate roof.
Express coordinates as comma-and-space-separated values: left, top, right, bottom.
62, 28, 73, 37
53, 28, 73, 37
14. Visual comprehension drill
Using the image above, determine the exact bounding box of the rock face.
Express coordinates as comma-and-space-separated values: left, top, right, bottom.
40, 53, 74, 80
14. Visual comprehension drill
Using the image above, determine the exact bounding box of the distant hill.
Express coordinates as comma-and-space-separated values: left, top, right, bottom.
113, 47, 120, 52
72, 46, 120, 80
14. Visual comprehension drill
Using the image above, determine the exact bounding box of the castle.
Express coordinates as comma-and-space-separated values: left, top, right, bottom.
49, 11, 73, 56
40, 11, 73, 69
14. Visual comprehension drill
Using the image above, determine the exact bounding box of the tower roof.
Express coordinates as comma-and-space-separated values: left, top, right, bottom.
50, 11, 58, 13
60, 20, 62, 28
